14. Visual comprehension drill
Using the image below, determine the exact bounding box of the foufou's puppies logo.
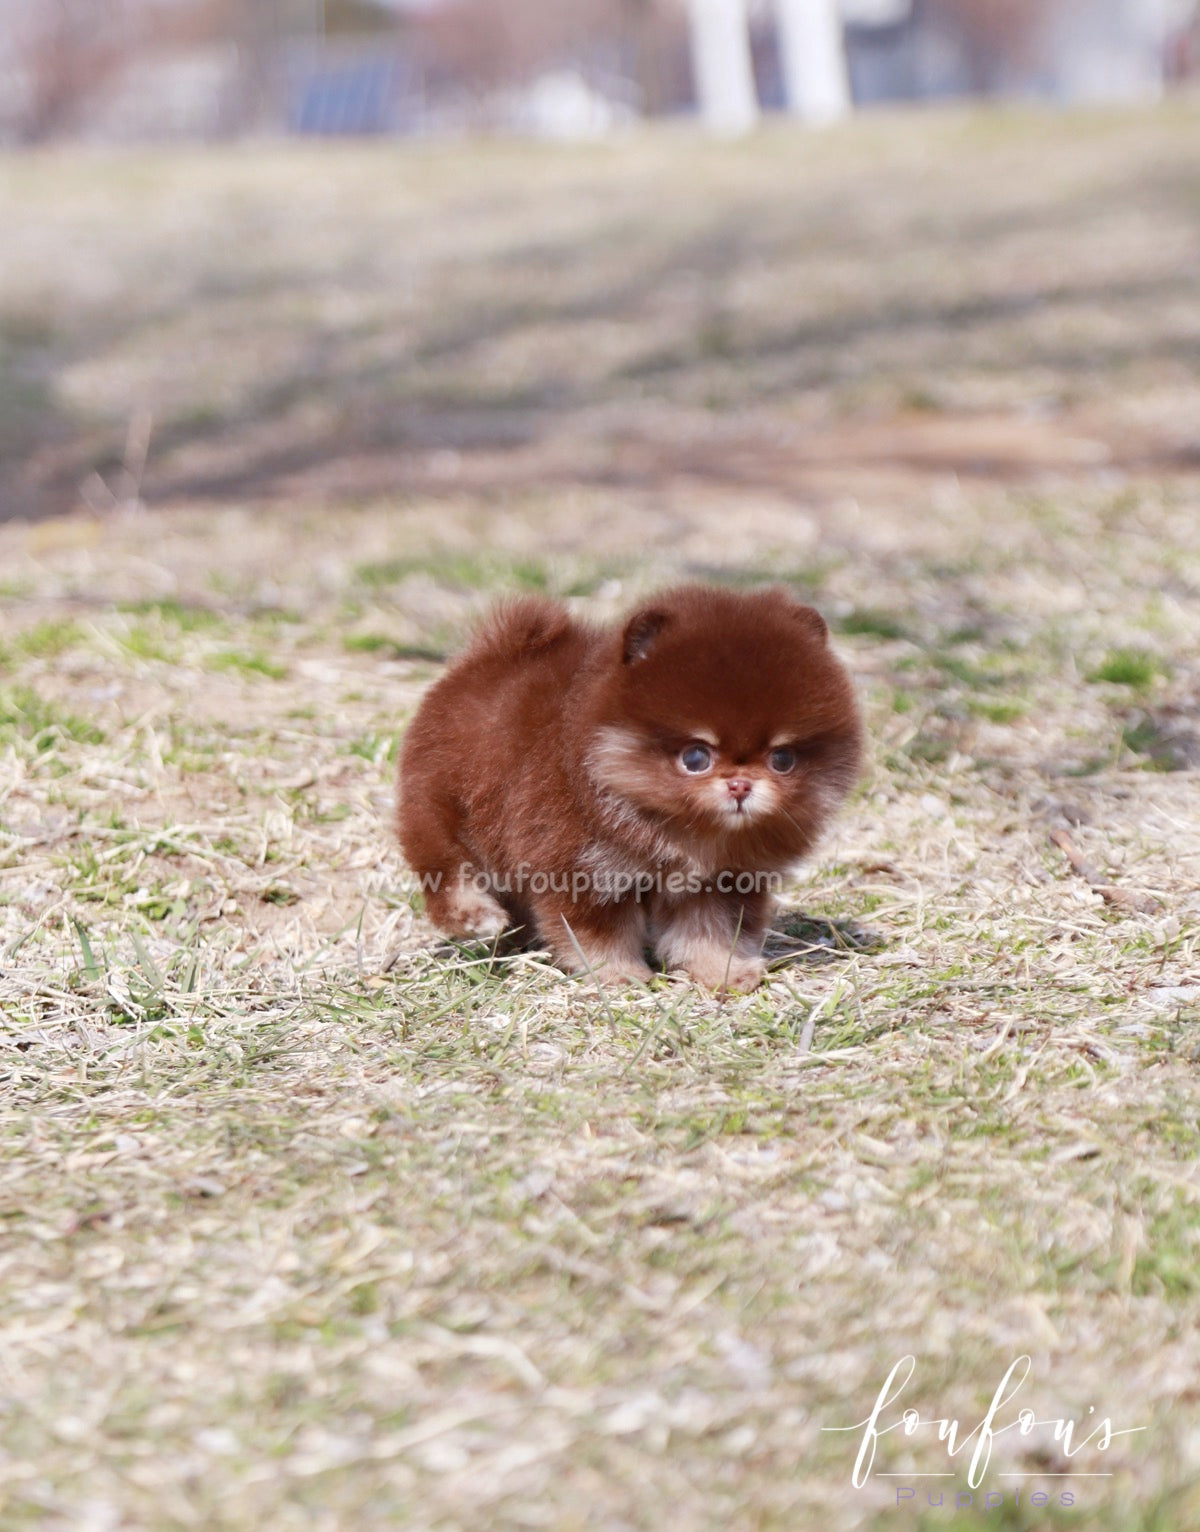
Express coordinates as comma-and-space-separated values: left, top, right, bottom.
823, 1356, 1146, 1495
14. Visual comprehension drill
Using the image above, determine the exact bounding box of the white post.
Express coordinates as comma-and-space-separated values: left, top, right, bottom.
774, 0, 851, 125
687, 0, 760, 137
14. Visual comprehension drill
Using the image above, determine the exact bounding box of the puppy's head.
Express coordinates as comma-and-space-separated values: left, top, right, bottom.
587, 585, 862, 855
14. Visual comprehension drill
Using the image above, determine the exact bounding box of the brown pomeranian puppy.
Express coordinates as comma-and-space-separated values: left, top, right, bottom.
397, 584, 862, 992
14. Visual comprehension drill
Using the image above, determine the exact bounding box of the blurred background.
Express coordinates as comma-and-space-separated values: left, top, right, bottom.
1, 0, 1197, 146
1, 0, 1198, 535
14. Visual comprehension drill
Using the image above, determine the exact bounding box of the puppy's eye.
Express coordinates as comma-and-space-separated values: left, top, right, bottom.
679, 744, 714, 774
768, 747, 797, 774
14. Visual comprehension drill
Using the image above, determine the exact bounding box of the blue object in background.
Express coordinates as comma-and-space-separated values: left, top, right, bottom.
291, 54, 403, 135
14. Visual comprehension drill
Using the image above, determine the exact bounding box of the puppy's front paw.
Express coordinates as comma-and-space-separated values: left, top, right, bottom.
593, 956, 655, 986
561, 949, 654, 986
682, 950, 767, 994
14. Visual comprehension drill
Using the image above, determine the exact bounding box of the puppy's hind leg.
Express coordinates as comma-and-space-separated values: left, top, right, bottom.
396, 785, 507, 940
426, 872, 509, 941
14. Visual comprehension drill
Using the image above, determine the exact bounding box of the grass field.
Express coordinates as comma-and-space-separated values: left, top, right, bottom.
2, 103, 1200, 1530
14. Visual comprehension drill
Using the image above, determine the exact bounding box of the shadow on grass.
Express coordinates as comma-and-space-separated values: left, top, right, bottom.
5, 130, 1200, 520
764, 910, 887, 969
404, 910, 885, 984
131, 268, 1200, 508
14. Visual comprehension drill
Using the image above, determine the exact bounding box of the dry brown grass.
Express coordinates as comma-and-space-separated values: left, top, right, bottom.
2, 102, 1200, 1531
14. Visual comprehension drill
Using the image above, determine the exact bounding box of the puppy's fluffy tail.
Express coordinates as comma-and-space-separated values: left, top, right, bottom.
464, 596, 572, 664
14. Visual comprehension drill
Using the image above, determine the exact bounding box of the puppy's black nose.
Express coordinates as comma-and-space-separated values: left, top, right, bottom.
726, 777, 753, 802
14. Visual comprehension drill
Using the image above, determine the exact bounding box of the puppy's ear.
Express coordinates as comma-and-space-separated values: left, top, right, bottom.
622, 607, 670, 665
790, 604, 828, 643
761, 585, 828, 643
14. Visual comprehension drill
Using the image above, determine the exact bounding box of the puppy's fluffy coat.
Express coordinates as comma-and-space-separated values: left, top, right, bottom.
397, 584, 862, 991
